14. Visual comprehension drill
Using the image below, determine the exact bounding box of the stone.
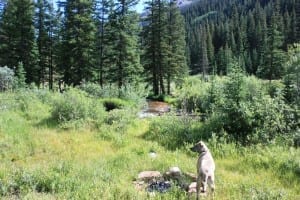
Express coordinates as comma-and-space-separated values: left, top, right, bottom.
169, 166, 181, 176
137, 171, 162, 182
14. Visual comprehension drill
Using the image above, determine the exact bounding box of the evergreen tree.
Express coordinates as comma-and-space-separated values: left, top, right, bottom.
35, 0, 56, 88
142, 0, 187, 95
105, 0, 142, 90
142, 0, 167, 95
59, 0, 97, 86
206, 24, 214, 69
15, 62, 26, 88
290, 4, 297, 43
94, 0, 111, 87
284, 43, 300, 105
199, 27, 209, 77
165, 0, 188, 94
258, 0, 286, 80
296, 0, 300, 40
0, 0, 38, 84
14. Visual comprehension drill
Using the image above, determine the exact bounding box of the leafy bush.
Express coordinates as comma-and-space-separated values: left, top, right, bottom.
175, 76, 210, 113
104, 108, 138, 133
174, 65, 297, 145
51, 88, 106, 127
214, 65, 291, 145
144, 115, 203, 150
175, 76, 226, 115
0, 66, 14, 91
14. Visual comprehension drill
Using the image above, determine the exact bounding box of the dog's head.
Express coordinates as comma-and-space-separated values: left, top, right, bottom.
190, 141, 209, 154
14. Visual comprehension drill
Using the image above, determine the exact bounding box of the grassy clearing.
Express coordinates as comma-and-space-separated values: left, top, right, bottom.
0, 92, 299, 199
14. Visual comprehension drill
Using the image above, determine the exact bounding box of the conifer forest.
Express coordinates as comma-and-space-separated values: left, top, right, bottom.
0, 0, 299, 95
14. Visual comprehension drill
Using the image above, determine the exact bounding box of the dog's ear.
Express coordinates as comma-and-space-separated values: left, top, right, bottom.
199, 141, 204, 147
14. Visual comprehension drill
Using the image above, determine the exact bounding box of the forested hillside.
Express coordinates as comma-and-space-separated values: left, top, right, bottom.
183, 0, 300, 76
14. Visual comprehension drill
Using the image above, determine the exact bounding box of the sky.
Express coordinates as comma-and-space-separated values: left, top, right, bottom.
53, 0, 147, 14
134, 0, 146, 13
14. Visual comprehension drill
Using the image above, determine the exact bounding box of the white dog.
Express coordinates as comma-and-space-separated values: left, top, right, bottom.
190, 141, 215, 199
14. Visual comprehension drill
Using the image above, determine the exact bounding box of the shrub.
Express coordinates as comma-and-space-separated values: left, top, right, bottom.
144, 115, 203, 150
175, 76, 226, 115
51, 88, 106, 127
175, 65, 296, 145
79, 82, 148, 105
104, 108, 138, 133
13, 89, 51, 121
175, 76, 210, 113
0, 66, 14, 91
209, 65, 295, 145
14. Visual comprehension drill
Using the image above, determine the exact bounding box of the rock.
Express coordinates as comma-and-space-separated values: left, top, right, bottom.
138, 171, 162, 182
169, 166, 181, 176
163, 166, 182, 181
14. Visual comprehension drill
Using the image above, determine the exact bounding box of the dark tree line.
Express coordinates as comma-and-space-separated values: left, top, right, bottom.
0, 0, 187, 96
183, 0, 300, 79
0, 0, 300, 95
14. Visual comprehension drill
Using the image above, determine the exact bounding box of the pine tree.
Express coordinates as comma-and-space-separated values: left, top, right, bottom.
0, 0, 38, 84
284, 43, 300, 105
59, 0, 97, 86
283, 7, 291, 50
16, 61, 26, 88
206, 24, 214, 69
142, 0, 167, 95
165, 0, 187, 94
35, 0, 56, 88
258, 0, 286, 80
199, 27, 209, 77
290, 3, 297, 43
94, 0, 112, 87
142, 0, 187, 95
105, 0, 142, 90
295, 0, 300, 40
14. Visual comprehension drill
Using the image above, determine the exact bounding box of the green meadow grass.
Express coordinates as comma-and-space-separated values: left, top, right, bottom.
0, 92, 299, 199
